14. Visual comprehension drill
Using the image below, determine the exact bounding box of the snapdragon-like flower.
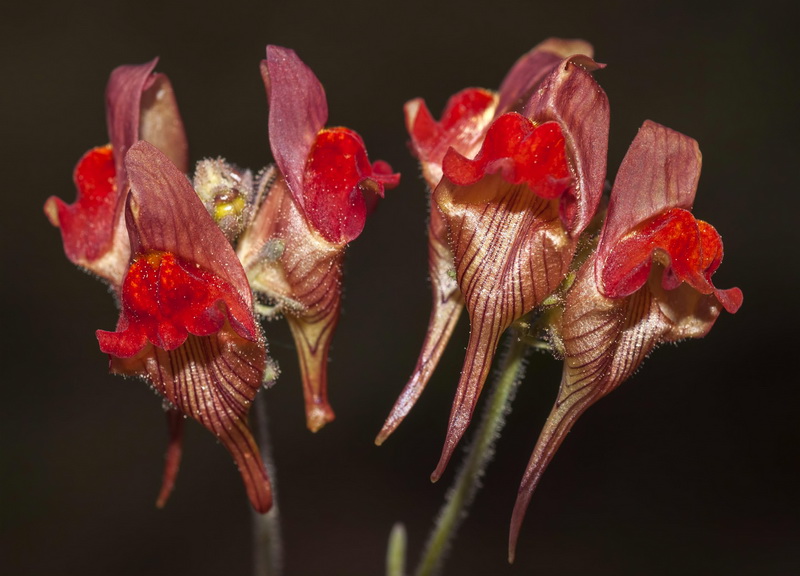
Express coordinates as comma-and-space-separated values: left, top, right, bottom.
377, 40, 598, 446
508, 121, 743, 560
380, 42, 610, 481
44, 60, 272, 511
44, 59, 188, 285
238, 46, 400, 432
97, 141, 272, 512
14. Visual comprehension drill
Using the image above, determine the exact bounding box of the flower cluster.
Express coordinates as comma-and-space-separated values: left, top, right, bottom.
376, 38, 742, 559
45, 46, 398, 511
45, 38, 741, 566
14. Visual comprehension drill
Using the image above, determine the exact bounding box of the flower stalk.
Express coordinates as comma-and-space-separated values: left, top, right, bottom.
251, 392, 283, 576
415, 329, 530, 576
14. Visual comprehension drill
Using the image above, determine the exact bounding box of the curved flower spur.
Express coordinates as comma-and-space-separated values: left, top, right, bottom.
237, 46, 400, 432
508, 121, 742, 560
378, 41, 611, 482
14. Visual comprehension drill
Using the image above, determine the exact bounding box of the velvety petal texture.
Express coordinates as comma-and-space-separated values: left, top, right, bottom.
97, 142, 272, 513
496, 38, 594, 115
238, 172, 343, 432
404, 88, 499, 189
44, 59, 187, 286
244, 45, 399, 431
441, 115, 571, 194
379, 41, 601, 446
508, 121, 742, 560
431, 139, 575, 480
523, 54, 609, 235
303, 127, 400, 244
261, 45, 400, 244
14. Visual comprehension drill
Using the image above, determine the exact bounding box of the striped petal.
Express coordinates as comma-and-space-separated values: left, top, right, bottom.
380, 41, 598, 445
110, 332, 271, 512
509, 121, 742, 559
431, 170, 575, 479
376, 203, 464, 444
238, 174, 343, 432
97, 141, 271, 511
508, 255, 725, 559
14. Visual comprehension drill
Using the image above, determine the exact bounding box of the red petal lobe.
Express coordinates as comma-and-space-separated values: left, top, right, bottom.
44, 145, 118, 266
442, 114, 571, 199
304, 127, 399, 244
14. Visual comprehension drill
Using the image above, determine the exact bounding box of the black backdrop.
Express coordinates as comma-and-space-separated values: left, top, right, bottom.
2, 1, 798, 574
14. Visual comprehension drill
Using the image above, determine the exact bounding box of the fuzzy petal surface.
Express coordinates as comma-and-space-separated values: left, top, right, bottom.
45, 59, 187, 286
238, 175, 343, 431
97, 141, 271, 512
509, 121, 742, 559
432, 169, 575, 479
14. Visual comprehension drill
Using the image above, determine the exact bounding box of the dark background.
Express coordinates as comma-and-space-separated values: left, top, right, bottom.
2, 1, 798, 575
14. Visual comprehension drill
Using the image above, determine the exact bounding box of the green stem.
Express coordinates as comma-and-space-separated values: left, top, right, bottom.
386, 523, 408, 576
251, 392, 283, 576
415, 332, 530, 576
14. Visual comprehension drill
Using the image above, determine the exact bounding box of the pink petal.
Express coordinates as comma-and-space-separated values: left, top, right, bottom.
106, 59, 188, 195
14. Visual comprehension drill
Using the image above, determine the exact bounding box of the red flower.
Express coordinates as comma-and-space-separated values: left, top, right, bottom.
44, 59, 187, 285
97, 141, 272, 512
378, 42, 611, 483
508, 121, 743, 559
44, 60, 272, 511
238, 46, 399, 431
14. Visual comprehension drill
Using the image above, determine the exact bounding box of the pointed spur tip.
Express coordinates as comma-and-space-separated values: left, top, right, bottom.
508, 511, 524, 565
305, 404, 335, 433
374, 427, 390, 446
374, 412, 404, 446
429, 445, 456, 483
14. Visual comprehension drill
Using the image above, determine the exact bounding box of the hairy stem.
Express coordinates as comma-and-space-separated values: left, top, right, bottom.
415, 332, 529, 576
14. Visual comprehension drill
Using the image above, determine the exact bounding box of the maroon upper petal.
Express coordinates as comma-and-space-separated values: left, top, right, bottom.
524, 54, 610, 236
595, 121, 742, 313
106, 59, 188, 197
597, 120, 701, 263
45, 59, 187, 286
122, 141, 256, 323
496, 38, 594, 115
261, 45, 328, 210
